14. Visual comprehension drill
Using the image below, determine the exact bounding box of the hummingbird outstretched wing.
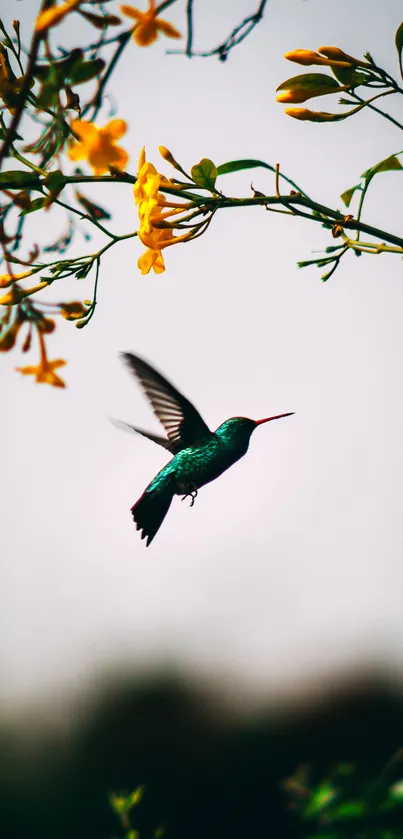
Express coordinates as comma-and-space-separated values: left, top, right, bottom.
120, 353, 213, 454
110, 418, 175, 451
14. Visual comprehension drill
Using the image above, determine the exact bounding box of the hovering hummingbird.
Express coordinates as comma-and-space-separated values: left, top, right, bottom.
116, 353, 294, 546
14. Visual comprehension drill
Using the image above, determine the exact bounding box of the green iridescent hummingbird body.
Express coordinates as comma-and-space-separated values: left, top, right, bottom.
116, 353, 294, 546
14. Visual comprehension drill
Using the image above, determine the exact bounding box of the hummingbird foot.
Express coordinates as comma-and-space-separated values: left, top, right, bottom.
181, 483, 198, 507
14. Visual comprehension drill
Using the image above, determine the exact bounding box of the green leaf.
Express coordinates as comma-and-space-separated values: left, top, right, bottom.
34, 50, 104, 88
36, 82, 59, 109
329, 800, 365, 821
19, 196, 49, 216
190, 158, 217, 190
70, 58, 105, 85
34, 49, 82, 84
217, 159, 275, 176
45, 170, 67, 194
302, 781, 337, 818
0, 170, 41, 189
340, 183, 362, 206
395, 22, 403, 78
389, 779, 403, 801
361, 153, 403, 180
277, 72, 341, 94
331, 64, 373, 87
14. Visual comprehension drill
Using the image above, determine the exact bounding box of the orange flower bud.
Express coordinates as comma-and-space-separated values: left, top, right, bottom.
285, 107, 344, 122
318, 46, 366, 66
0, 269, 34, 288
158, 146, 185, 174
60, 301, 88, 320
284, 48, 354, 68
0, 285, 23, 305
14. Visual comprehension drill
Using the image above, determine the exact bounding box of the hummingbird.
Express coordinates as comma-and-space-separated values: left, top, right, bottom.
116, 353, 294, 546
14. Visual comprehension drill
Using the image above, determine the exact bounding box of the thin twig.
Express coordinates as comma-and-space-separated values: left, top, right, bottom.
185, 0, 193, 58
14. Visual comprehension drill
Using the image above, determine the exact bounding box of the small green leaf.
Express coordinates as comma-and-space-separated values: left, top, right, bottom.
0, 170, 41, 189
361, 153, 403, 180
75, 190, 111, 220
190, 158, 217, 189
36, 82, 59, 109
329, 800, 365, 821
395, 22, 403, 78
19, 196, 49, 215
217, 159, 274, 176
70, 58, 105, 85
302, 781, 337, 818
277, 72, 342, 94
127, 786, 145, 809
331, 64, 373, 87
389, 779, 403, 800
340, 183, 361, 206
45, 170, 67, 194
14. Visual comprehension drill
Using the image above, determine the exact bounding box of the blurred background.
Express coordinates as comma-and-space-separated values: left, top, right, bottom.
2, 1, 403, 836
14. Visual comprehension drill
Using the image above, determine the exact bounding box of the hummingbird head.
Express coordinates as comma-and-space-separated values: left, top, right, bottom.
216, 412, 294, 453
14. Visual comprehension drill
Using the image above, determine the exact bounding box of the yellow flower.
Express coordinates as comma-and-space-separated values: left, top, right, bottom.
121, 2, 181, 47
35, 0, 82, 33
17, 358, 66, 388
134, 147, 192, 274
16, 331, 66, 388
68, 119, 128, 175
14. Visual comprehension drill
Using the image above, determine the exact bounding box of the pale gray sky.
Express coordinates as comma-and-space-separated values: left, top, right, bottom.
2, 0, 403, 713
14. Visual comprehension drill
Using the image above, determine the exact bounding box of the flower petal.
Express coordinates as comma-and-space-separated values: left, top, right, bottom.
156, 18, 182, 39
16, 365, 37, 375
89, 144, 128, 173
103, 119, 127, 141
109, 146, 129, 170
70, 119, 99, 144
67, 141, 87, 162
35, 0, 81, 32
138, 248, 156, 274
120, 4, 142, 21
152, 251, 165, 273
138, 146, 146, 170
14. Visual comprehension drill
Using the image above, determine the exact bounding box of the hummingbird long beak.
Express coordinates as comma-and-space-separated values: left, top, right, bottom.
255, 412, 295, 425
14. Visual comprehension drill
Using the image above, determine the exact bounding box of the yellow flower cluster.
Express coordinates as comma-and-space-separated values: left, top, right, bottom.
134, 147, 191, 275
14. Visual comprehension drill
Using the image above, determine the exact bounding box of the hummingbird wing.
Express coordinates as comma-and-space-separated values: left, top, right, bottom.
121, 353, 213, 453
110, 418, 175, 452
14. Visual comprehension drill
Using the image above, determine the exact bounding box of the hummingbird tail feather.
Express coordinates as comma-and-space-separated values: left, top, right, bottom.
131, 487, 173, 546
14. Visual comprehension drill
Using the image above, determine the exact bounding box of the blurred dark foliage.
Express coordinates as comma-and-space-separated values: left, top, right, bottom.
1, 673, 403, 839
